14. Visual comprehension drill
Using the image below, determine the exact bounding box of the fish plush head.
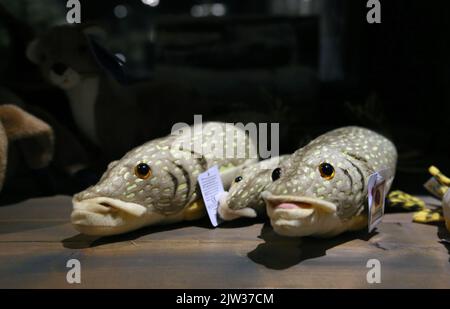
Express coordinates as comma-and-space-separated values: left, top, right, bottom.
218, 168, 268, 220
262, 127, 397, 238
72, 137, 192, 236
218, 156, 288, 220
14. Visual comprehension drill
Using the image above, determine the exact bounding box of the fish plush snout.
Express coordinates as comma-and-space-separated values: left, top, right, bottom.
72, 196, 147, 217
217, 191, 258, 220
70, 195, 151, 236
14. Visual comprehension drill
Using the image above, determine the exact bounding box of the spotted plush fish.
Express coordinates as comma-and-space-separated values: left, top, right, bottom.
71, 122, 258, 236
261, 126, 397, 238
218, 155, 290, 220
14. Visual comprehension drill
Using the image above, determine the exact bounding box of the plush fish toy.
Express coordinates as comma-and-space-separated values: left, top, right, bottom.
218, 155, 290, 220
261, 126, 397, 238
71, 122, 258, 236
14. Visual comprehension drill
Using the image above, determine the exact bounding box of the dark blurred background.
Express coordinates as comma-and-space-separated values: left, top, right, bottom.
0, 0, 449, 203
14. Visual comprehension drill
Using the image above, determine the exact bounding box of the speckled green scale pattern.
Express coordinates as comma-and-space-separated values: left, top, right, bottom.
226, 155, 290, 214
75, 122, 257, 215
266, 126, 397, 219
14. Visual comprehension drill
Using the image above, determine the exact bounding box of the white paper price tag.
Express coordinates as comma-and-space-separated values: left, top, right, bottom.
367, 168, 393, 233
368, 172, 385, 233
198, 165, 224, 227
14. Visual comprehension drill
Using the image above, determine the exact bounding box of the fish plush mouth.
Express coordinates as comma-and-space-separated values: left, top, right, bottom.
261, 191, 366, 237
73, 197, 147, 217
217, 192, 258, 220
71, 197, 148, 234
70, 196, 189, 236
261, 191, 337, 219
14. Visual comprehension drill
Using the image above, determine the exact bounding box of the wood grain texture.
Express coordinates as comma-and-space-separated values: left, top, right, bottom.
0, 195, 449, 288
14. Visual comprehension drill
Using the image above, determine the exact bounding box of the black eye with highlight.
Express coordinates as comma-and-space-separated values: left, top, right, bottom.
271, 168, 281, 181
135, 163, 152, 180
319, 162, 335, 180
234, 176, 243, 183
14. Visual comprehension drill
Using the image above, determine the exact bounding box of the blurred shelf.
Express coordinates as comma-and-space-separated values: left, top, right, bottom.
153, 15, 319, 30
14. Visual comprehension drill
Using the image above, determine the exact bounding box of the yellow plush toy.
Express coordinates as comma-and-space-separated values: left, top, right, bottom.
386, 190, 444, 224
427, 166, 450, 231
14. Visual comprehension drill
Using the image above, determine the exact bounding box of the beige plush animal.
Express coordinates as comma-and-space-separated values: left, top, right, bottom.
0, 104, 54, 191
25, 24, 204, 159
71, 122, 258, 236
26, 24, 318, 160
262, 127, 397, 238
218, 155, 290, 220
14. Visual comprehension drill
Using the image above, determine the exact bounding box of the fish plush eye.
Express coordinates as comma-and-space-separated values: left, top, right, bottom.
234, 176, 243, 183
319, 163, 335, 180
135, 163, 152, 180
271, 168, 282, 181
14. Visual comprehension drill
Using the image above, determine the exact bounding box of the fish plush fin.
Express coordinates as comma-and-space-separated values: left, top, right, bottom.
183, 199, 206, 221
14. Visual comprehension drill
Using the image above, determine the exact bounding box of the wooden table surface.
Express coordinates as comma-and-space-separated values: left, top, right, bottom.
0, 195, 449, 289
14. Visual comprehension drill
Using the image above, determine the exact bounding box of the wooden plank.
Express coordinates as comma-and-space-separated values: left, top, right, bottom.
0, 195, 72, 221
0, 195, 449, 288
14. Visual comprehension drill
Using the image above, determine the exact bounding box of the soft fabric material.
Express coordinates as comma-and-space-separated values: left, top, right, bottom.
71, 122, 258, 236
26, 24, 319, 161
25, 24, 206, 160
429, 166, 450, 187
427, 166, 450, 232
218, 155, 290, 221
0, 104, 54, 191
385, 191, 445, 225
413, 208, 444, 224
0, 86, 94, 200
261, 126, 398, 238
387, 190, 426, 212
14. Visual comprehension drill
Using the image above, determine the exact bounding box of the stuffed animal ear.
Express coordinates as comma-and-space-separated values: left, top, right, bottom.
0, 105, 54, 169
26, 39, 42, 64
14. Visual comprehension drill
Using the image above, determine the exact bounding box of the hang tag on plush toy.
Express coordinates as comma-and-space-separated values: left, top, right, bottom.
367, 170, 389, 233
198, 166, 225, 227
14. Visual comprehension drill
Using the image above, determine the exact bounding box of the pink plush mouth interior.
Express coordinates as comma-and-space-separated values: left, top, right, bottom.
275, 202, 313, 210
